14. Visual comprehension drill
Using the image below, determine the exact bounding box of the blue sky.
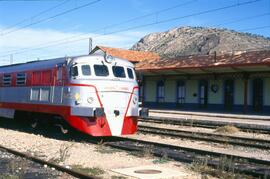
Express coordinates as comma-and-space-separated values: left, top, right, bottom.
0, 0, 269, 64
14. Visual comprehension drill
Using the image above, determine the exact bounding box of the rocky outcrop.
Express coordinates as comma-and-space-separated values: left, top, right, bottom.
131, 26, 270, 58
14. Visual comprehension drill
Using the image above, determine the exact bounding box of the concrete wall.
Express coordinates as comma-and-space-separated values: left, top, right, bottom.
143, 76, 270, 113
185, 80, 198, 104
164, 80, 176, 103
208, 80, 223, 104
264, 78, 270, 106
234, 79, 244, 105
144, 78, 156, 102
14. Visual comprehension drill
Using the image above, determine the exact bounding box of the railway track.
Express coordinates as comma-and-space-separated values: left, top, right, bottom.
0, 144, 97, 179
140, 116, 270, 134
150, 110, 270, 122
0, 118, 269, 178
100, 136, 270, 178
138, 125, 270, 150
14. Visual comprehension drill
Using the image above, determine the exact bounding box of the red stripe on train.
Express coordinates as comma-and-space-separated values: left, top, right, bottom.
0, 102, 112, 136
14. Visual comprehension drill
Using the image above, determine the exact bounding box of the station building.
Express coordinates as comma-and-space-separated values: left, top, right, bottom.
91, 46, 270, 114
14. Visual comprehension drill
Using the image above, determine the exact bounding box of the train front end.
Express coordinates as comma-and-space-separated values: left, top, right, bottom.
64, 55, 147, 136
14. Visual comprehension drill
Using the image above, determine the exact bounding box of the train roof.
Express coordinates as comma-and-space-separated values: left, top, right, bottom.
0, 54, 134, 73
0, 57, 67, 73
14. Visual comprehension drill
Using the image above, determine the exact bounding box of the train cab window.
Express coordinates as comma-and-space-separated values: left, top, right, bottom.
16, 73, 26, 85
127, 68, 134, 79
3, 74, 11, 86
70, 66, 78, 77
94, 65, 109, 76
112, 66, 126, 78
81, 65, 91, 76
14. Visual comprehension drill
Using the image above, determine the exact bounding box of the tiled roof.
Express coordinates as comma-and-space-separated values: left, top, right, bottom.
93, 46, 160, 62
135, 50, 270, 71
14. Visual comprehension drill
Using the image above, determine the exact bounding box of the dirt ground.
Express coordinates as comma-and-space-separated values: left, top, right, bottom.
0, 126, 201, 179
136, 122, 270, 161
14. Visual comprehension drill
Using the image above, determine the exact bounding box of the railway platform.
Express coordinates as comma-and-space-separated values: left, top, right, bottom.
148, 109, 270, 128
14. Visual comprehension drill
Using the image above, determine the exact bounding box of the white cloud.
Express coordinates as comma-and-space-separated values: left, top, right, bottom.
0, 26, 149, 65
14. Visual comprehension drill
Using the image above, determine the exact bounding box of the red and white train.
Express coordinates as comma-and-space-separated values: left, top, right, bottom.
0, 54, 147, 136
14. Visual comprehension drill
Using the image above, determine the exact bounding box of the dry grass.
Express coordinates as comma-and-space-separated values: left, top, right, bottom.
215, 125, 240, 134
0, 175, 20, 179
71, 165, 105, 176
191, 157, 253, 179
49, 143, 73, 163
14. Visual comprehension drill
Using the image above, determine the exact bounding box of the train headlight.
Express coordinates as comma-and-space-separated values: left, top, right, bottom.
105, 55, 114, 63
75, 93, 80, 100
75, 93, 81, 105
87, 97, 94, 104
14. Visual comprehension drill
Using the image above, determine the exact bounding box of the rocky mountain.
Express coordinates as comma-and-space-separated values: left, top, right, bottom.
131, 26, 270, 58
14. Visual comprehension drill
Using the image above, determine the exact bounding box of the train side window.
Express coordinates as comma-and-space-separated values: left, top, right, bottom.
113, 66, 126, 78
94, 65, 109, 76
3, 74, 12, 86
127, 68, 134, 79
70, 66, 78, 77
16, 73, 26, 85
81, 65, 91, 76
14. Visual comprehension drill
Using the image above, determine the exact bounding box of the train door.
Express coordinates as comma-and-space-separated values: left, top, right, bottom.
224, 79, 234, 111
253, 79, 263, 112
176, 81, 185, 107
199, 80, 208, 108
52, 65, 64, 104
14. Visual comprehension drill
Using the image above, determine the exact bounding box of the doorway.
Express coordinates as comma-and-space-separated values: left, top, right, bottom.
253, 79, 263, 112
224, 79, 234, 111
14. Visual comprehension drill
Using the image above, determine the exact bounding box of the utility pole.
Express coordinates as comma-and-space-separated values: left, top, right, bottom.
89, 38, 92, 54
10, 54, 13, 64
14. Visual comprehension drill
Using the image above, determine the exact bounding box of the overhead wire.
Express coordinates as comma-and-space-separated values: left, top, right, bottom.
0, 0, 262, 58
0, 0, 101, 36
239, 25, 270, 31
0, 0, 197, 55
0, 0, 70, 34
215, 12, 270, 27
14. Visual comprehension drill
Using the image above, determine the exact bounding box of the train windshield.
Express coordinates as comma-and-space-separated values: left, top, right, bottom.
70, 61, 136, 80
112, 66, 126, 78
94, 65, 109, 76
81, 65, 91, 76
70, 66, 79, 77
127, 68, 134, 79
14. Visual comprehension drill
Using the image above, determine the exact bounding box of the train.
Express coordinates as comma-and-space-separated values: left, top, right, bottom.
0, 54, 148, 136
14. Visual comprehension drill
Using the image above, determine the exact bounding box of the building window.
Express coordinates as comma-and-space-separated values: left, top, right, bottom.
3, 74, 12, 86
177, 81, 185, 104
199, 80, 208, 108
156, 80, 165, 103
16, 73, 26, 86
